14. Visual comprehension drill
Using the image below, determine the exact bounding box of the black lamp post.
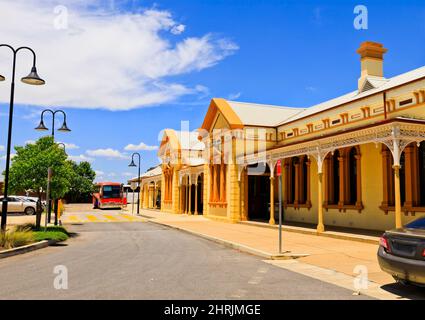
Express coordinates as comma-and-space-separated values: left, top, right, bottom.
35, 109, 71, 225
0, 44, 45, 231
128, 153, 141, 215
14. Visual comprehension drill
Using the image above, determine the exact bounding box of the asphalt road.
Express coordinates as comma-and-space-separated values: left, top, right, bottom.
0, 221, 372, 300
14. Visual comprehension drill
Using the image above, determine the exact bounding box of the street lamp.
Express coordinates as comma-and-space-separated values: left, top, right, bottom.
128, 153, 141, 215
57, 142, 67, 156
35, 109, 71, 138
0, 44, 45, 231
35, 109, 71, 225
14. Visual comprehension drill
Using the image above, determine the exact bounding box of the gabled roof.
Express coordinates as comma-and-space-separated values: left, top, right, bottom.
201, 98, 244, 130
158, 129, 204, 156
278, 65, 425, 126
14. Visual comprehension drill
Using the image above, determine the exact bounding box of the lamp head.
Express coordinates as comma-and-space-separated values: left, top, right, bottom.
58, 121, 71, 132
128, 159, 136, 167
0, 74, 5, 81
21, 66, 45, 85
35, 119, 48, 131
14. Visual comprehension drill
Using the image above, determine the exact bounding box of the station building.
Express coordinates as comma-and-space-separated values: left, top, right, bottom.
134, 41, 425, 232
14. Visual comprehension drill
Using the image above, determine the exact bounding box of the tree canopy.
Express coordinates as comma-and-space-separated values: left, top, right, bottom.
8, 136, 72, 199
65, 161, 96, 203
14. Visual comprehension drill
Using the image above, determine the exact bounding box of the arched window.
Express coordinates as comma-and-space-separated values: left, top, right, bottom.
400, 152, 406, 206
331, 150, 340, 205
289, 157, 298, 204
348, 147, 358, 205
283, 156, 311, 208
419, 142, 425, 206
325, 147, 362, 211
301, 156, 308, 204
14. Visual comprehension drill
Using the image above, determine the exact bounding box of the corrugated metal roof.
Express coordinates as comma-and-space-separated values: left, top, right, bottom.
227, 101, 306, 127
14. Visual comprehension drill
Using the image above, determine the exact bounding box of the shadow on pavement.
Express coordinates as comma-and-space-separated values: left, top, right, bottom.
381, 282, 425, 300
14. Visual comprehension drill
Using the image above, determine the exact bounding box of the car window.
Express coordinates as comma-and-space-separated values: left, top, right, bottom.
405, 217, 425, 229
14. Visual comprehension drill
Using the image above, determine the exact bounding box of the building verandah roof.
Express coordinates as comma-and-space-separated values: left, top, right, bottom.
237, 118, 425, 173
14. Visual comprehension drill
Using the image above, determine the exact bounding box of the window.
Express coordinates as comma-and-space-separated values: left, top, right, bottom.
382, 142, 425, 211
348, 147, 358, 205
102, 185, 121, 199
283, 156, 311, 209
324, 147, 363, 211
419, 142, 425, 206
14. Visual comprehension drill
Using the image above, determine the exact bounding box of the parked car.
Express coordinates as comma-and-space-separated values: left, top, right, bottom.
16, 196, 46, 207
378, 217, 425, 286
0, 196, 37, 215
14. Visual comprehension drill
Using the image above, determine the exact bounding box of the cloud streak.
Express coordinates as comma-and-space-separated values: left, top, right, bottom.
124, 142, 158, 151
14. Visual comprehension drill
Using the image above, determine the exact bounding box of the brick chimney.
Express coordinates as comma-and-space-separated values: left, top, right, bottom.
356, 41, 387, 92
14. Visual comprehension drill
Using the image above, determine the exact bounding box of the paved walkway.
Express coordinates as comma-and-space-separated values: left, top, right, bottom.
139, 209, 393, 287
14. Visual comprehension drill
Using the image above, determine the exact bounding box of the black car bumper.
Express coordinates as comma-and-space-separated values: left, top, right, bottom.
378, 247, 425, 285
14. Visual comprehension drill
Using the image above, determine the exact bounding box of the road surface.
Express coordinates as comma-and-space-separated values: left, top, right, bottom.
0, 220, 372, 299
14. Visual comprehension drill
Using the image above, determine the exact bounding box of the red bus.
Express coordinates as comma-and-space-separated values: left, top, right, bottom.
93, 182, 127, 209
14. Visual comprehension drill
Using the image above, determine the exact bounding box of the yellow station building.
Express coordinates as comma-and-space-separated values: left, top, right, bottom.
132, 41, 425, 233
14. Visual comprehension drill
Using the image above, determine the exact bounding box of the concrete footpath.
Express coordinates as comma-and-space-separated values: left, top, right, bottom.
137, 209, 421, 300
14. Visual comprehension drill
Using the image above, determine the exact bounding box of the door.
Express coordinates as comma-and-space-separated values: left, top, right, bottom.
8, 197, 23, 213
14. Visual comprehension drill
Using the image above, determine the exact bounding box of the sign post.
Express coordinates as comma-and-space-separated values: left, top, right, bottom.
276, 159, 283, 253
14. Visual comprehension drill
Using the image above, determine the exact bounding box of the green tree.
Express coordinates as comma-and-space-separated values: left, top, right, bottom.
7, 136, 73, 228
65, 161, 96, 203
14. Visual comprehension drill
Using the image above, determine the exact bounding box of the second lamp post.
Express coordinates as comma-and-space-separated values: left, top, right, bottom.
128, 153, 141, 215
35, 109, 71, 224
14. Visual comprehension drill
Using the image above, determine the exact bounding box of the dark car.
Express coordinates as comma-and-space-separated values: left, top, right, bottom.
378, 217, 425, 286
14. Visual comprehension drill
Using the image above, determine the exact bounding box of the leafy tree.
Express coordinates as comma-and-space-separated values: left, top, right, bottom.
7, 136, 73, 228
65, 161, 96, 203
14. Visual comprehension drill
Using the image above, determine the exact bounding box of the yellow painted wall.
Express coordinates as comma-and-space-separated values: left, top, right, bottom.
282, 143, 425, 231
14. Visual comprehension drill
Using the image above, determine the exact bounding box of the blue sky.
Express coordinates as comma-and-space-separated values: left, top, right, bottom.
0, 0, 424, 183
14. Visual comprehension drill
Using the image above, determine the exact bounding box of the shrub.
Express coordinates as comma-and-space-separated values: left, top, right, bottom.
33, 231, 69, 242
0, 228, 34, 249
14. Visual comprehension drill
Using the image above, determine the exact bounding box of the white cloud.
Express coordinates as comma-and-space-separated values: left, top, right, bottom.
0, 1, 238, 110
59, 142, 79, 150
124, 142, 158, 151
25, 140, 36, 145
123, 172, 133, 177
94, 170, 104, 176
227, 92, 241, 100
0, 145, 4, 151
86, 148, 128, 159
171, 24, 185, 35
68, 154, 94, 163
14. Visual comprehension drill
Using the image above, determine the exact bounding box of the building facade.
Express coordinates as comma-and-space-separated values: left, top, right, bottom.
139, 41, 425, 233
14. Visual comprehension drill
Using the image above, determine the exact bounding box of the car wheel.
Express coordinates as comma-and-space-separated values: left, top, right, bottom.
24, 207, 36, 215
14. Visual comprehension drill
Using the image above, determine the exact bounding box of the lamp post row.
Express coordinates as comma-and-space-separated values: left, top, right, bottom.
0, 44, 71, 230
